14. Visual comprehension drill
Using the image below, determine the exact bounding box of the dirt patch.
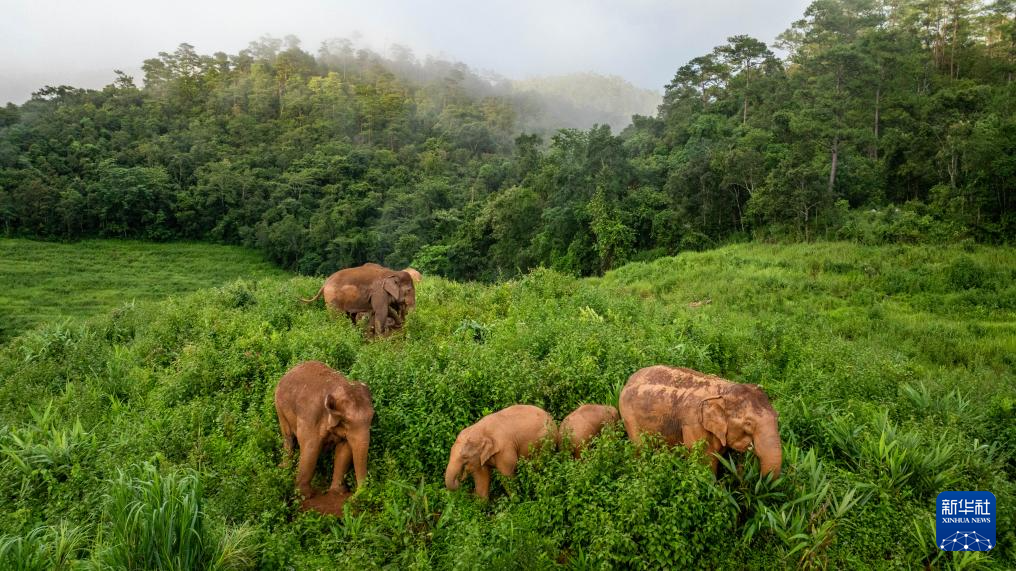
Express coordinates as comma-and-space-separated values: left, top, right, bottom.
300, 489, 351, 516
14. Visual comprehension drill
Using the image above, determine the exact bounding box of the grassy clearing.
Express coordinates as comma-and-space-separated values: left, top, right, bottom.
0, 239, 286, 343
0, 242, 1013, 568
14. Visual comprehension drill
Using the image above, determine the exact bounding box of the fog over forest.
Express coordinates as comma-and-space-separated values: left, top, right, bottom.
1, 0, 811, 111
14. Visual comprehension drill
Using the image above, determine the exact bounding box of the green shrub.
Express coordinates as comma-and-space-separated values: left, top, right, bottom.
92, 463, 256, 570
0, 521, 90, 571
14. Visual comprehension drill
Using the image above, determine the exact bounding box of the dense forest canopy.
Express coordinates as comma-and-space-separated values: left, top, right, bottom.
0, 0, 1013, 279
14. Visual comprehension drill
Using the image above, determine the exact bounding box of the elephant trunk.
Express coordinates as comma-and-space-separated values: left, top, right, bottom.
753, 422, 783, 478
445, 441, 463, 490
348, 430, 370, 489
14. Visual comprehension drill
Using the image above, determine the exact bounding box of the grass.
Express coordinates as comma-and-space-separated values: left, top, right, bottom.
0, 239, 286, 343
0, 241, 1013, 568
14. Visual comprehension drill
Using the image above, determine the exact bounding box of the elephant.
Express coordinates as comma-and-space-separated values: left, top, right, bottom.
403, 267, 422, 284
559, 404, 620, 458
445, 405, 558, 499
619, 365, 782, 478
274, 361, 374, 498
302, 263, 416, 336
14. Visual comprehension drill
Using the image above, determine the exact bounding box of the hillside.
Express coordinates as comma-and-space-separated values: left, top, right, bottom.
2, 1, 1013, 282
1, 242, 1013, 568
0, 239, 285, 343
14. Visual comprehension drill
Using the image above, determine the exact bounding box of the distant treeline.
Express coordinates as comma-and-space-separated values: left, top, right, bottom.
1, 0, 1013, 279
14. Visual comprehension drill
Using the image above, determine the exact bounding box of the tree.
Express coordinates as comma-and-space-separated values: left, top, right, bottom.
715, 35, 774, 124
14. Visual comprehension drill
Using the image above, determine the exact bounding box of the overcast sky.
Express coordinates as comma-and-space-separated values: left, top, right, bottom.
1, 0, 812, 105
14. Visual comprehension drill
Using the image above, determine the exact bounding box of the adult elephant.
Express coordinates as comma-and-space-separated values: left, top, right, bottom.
275, 361, 374, 498
619, 365, 782, 478
302, 263, 416, 336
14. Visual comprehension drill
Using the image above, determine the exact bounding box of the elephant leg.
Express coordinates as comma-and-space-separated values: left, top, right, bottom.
473, 465, 492, 500
387, 305, 403, 329
295, 437, 323, 499
624, 421, 642, 447
280, 431, 296, 468
371, 292, 390, 336
330, 441, 352, 493
276, 410, 296, 467
493, 449, 519, 478
682, 440, 721, 475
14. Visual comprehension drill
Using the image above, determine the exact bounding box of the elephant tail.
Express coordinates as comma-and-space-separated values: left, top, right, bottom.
301, 286, 324, 304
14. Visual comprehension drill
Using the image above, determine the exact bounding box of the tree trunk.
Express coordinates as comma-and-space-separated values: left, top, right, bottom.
950, 10, 959, 79
872, 82, 881, 161
742, 68, 749, 125
829, 137, 839, 197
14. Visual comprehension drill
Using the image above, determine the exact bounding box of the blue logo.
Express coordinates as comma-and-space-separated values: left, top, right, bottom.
936, 491, 995, 551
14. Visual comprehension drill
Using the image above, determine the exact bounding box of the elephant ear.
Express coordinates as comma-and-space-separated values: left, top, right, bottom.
478, 436, 497, 465
382, 276, 400, 300
700, 397, 728, 447
463, 434, 497, 466
324, 393, 345, 427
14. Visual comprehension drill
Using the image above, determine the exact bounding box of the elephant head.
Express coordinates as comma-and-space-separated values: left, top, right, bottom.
444, 431, 495, 490
324, 384, 374, 488
699, 384, 782, 477
369, 272, 416, 335
372, 272, 415, 310
395, 271, 417, 312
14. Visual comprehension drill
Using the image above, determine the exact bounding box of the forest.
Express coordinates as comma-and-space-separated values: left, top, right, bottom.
0, 0, 1013, 280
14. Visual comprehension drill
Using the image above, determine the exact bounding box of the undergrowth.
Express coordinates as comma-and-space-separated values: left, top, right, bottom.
0, 242, 1013, 568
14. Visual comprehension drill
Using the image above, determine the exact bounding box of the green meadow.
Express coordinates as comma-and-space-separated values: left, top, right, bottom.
0, 239, 286, 343
0, 241, 1013, 568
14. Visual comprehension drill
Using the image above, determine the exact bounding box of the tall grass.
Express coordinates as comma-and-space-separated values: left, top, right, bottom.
0, 242, 1012, 567
93, 463, 255, 570
0, 521, 89, 571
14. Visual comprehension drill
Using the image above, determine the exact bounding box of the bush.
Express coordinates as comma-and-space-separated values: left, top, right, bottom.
92, 463, 256, 570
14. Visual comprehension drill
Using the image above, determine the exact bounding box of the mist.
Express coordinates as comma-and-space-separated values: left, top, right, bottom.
1, 0, 811, 107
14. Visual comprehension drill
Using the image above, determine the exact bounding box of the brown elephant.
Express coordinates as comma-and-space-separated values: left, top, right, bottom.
302, 263, 416, 336
559, 404, 620, 458
403, 267, 422, 284
444, 405, 558, 499
274, 361, 374, 498
619, 365, 782, 478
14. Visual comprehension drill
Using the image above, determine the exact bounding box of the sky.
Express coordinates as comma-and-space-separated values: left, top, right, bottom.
0, 0, 813, 105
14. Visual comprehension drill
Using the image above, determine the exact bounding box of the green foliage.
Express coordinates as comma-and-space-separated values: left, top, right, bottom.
92, 463, 256, 570
0, 242, 1013, 568
0, 239, 285, 342
0, 521, 90, 571
3, 2, 1014, 281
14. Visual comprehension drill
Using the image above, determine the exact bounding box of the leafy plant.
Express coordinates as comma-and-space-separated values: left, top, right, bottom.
92, 463, 256, 570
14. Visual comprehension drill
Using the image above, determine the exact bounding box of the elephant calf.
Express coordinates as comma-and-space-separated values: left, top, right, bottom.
619, 365, 782, 478
445, 405, 558, 499
559, 404, 620, 458
274, 361, 374, 499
